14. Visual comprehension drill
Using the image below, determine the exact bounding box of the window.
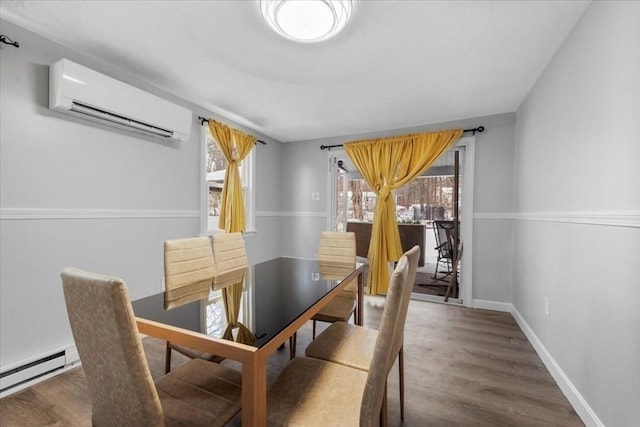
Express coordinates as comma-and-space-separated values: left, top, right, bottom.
202, 126, 255, 234
335, 175, 456, 230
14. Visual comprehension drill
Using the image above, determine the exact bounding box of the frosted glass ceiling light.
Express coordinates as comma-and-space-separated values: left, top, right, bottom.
260, 0, 353, 43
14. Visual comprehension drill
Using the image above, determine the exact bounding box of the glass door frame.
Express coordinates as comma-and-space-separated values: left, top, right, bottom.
326, 136, 476, 307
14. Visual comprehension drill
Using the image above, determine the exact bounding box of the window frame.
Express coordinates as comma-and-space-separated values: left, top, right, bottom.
200, 125, 256, 235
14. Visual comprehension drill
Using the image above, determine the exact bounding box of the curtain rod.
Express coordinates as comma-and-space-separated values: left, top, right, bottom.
0, 35, 20, 48
198, 116, 267, 145
319, 126, 485, 151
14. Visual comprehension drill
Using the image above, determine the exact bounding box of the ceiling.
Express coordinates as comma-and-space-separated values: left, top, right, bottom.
0, 0, 590, 142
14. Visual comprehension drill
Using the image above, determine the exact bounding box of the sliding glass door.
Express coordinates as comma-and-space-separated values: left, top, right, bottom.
327, 138, 475, 306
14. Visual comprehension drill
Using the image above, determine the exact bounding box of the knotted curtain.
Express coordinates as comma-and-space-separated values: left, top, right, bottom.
207, 119, 256, 345
344, 129, 463, 294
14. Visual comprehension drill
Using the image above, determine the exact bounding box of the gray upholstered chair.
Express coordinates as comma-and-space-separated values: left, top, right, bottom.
164, 237, 223, 373
266, 250, 413, 427
305, 245, 421, 422
289, 231, 357, 358
61, 268, 242, 427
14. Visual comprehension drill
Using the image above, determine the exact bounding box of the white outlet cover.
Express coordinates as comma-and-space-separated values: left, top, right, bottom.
544, 297, 550, 316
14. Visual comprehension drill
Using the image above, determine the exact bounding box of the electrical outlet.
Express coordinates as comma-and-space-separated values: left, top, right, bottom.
311, 191, 320, 201
544, 297, 550, 316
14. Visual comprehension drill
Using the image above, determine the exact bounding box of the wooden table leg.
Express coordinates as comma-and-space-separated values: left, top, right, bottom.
242, 352, 268, 427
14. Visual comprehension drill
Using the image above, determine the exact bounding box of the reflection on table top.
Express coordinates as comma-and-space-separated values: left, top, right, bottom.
131, 257, 360, 349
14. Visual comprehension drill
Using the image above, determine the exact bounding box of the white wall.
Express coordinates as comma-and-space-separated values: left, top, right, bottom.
280, 112, 517, 304
513, 2, 640, 426
0, 20, 282, 370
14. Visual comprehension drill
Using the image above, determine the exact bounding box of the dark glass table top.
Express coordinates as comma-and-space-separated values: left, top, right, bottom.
132, 257, 360, 349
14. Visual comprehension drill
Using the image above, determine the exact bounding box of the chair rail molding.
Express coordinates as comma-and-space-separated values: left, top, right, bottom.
0, 208, 200, 220
474, 210, 639, 228
256, 211, 327, 218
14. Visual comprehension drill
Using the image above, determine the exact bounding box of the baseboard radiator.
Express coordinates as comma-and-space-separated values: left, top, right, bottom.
0, 346, 78, 394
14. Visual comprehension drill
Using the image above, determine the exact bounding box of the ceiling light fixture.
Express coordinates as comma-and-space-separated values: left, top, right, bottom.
260, 0, 353, 43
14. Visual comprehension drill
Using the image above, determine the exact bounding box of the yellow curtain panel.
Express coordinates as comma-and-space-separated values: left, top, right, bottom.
207, 119, 256, 233
221, 271, 255, 345
207, 119, 256, 345
344, 128, 463, 295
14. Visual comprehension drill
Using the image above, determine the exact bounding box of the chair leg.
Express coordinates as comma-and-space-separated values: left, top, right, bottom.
399, 346, 404, 420
380, 380, 388, 427
312, 320, 317, 339
289, 332, 297, 359
164, 342, 172, 374
432, 253, 441, 279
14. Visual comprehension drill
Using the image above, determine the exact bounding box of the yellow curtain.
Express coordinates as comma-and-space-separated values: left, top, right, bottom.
344, 129, 463, 294
220, 271, 255, 345
207, 119, 256, 233
207, 119, 256, 345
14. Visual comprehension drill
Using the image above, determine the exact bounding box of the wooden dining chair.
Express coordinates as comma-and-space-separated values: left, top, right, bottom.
163, 236, 223, 373
305, 245, 421, 422
266, 251, 413, 426
289, 231, 357, 358
61, 267, 242, 427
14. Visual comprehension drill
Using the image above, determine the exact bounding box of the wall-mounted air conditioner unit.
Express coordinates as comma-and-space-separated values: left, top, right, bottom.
49, 58, 192, 143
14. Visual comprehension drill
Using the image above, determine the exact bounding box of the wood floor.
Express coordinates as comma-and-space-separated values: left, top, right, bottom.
0, 297, 584, 426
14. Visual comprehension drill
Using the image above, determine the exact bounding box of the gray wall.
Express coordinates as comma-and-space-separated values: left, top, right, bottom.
0, 20, 282, 368
3, 3, 638, 425
279, 113, 517, 304
252, 137, 284, 263
513, 2, 640, 426
279, 139, 331, 258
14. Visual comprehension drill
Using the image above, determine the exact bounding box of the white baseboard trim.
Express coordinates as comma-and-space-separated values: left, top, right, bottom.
472, 299, 513, 312
511, 307, 604, 427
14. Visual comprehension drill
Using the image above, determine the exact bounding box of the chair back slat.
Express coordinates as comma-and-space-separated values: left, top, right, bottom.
318, 231, 356, 263
211, 232, 249, 275
61, 268, 164, 427
319, 232, 356, 294
164, 237, 216, 307
211, 233, 248, 290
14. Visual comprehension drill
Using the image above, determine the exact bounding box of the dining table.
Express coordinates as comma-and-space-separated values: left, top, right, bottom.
132, 256, 366, 427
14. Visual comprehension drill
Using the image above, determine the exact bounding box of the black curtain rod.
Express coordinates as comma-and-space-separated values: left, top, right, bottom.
319, 126, 485, 151
198, 116, 266, 145
0, 34, 20, 48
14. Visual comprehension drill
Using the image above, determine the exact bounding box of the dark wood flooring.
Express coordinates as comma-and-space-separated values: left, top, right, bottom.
0, 297, 583, 426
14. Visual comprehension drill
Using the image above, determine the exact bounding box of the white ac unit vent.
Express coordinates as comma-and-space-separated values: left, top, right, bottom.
49, 58, 192, 143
